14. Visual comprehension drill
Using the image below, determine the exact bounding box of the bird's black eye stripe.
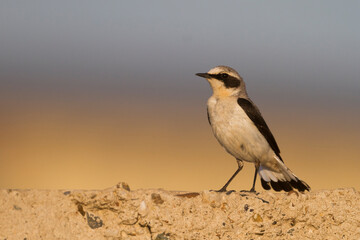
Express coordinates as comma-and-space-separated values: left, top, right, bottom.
208, 73, 229, 80
208, 73, 240, 88
220, 73, 229, 79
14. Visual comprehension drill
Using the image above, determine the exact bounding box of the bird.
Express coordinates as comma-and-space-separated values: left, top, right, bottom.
196, 65, 310, 192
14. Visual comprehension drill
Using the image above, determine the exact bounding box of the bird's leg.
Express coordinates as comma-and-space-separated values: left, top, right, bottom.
241, 162, 259, 193
215, 159, 243, 192
249, 163, 259, 192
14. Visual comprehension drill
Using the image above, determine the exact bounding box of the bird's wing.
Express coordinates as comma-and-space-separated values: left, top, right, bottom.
237, 98, 283, 162
206, 107, 211, 125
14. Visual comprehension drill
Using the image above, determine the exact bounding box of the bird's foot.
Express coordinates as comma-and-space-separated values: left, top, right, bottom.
211, 186, 227, 192
210, 188, 236, 195
240, 188, 259, 195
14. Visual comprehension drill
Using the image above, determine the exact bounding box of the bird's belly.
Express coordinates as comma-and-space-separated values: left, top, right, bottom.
210, 104, 271, 163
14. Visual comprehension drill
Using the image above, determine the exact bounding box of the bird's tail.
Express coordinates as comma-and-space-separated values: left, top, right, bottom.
258, 156, 310, 192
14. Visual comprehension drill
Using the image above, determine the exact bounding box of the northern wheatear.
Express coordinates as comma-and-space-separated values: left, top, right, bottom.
196, 65, 310, 192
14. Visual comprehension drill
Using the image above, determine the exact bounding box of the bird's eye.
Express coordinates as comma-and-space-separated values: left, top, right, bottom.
220, 73, 229, 79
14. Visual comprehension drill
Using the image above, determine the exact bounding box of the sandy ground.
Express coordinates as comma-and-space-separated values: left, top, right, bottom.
0, 182, 359, 240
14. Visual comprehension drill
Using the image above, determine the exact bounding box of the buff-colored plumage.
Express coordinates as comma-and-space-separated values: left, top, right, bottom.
196, 65, 310, 192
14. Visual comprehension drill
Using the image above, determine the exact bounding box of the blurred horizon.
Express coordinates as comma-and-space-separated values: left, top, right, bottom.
1, 1, 359, 191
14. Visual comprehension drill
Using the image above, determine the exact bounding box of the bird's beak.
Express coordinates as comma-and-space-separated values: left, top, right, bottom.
196, 73, 211, 79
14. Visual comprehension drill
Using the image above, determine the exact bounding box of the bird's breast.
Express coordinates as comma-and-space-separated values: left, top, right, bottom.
207, 96, 271, 162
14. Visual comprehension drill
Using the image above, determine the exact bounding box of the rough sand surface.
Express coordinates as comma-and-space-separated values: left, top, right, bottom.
0, 182, 359, 239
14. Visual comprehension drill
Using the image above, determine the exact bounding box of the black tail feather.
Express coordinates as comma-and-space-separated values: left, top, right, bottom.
261, 178, 310, 192
261, 178, 271, 190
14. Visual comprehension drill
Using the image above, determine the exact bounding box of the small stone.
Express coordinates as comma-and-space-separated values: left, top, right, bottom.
252, 213, 263, 222
287, 228, 295, 235
86, 212, 103, 229
77, 204, 86, 217
138, 219, 148, 227
121, 217, 138, 225
151, 193, 164, 204
155, 233, 170, 240
138, 200, 148, 217
116, 182, 131, 191
244, 204, 249, 211
210, 200, 221, 208
176, 192, 200, 198
63, 191, 71, 196
290, 218, 296, 226
13, 205, 22, 210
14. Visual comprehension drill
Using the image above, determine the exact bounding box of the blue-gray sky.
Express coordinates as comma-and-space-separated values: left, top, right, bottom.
1, 1, 359, 108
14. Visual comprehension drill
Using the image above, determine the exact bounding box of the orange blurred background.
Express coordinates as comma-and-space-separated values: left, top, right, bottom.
1, 91, 359, 191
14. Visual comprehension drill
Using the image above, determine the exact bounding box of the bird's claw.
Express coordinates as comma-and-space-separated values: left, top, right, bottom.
240, 189, 259, 195
210, 189, 236, 195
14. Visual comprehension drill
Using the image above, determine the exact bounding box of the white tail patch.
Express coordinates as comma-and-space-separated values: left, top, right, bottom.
258, 155, 310, 192
259, 155, 298, 183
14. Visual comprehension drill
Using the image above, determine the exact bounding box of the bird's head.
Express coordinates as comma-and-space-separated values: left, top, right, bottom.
196, 65, 247, 98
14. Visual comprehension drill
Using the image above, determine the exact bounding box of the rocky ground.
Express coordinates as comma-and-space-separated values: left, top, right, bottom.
0, 182, 359, 239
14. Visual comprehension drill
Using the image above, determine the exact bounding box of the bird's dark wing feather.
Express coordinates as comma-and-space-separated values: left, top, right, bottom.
207, 107, 211, 125
237, 98, 283, 162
